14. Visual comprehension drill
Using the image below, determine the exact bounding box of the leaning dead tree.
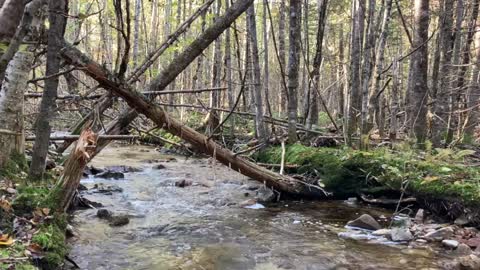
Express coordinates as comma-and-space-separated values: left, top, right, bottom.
61, 0, 325, 198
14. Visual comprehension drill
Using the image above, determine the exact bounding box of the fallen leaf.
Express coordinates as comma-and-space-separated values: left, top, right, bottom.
0, 199, 11, 212
0, 234, 14, 246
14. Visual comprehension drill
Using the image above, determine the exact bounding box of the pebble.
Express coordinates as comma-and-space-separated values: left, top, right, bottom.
442, 239, 459, 249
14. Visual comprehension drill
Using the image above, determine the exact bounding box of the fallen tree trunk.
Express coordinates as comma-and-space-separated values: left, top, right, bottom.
60, 10, 324, 198
25, 134, 138, 141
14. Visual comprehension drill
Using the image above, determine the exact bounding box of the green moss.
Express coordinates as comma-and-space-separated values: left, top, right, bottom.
32, 219, 67, 269
256, 144, 480, 206
12, 186, 50, 216
0, 152, 28, 181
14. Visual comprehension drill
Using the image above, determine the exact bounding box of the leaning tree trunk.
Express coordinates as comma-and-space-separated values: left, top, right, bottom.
61, 46, 326, 198
29, 0, 68, 180
0, 49, 33, 168
407, 0, 429, 146
55, 0, 215, 154
80, 0, 256, 158
287, 0, 301, 142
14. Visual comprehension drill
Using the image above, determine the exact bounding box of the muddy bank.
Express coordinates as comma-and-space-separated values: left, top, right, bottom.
62, 145, 462, 270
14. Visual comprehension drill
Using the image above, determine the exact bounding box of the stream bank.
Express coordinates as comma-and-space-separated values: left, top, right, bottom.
66, 144, 462, 270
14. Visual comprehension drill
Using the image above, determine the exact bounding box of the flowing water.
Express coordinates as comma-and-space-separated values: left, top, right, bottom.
68, 145, 447, 270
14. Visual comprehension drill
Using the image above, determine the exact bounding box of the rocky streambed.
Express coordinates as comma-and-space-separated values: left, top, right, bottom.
65, 145, 478, 269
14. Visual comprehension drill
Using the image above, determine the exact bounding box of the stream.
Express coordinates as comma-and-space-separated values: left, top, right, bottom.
67, 145, 448, 270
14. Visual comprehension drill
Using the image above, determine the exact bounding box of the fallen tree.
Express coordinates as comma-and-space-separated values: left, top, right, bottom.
25, 134, 138, 141
60, 1, 325, 198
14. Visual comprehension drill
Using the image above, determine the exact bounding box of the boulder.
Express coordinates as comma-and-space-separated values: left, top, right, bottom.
95, 171, 125, 179
153, 164, 166, 170
424, 226, 454, 241
414, 209, 424, 224
45, 159, 56, 170
109, 215, 130, 227
372, 229, 392, 237
255, 186, 276, 203
93, 183, 123, 194
456, 243, 473, 256
105, 165, 142, 173
175, 179, 192, 188
458, 255, 480, 270
97, 209, 112, 219
346, 214, 382, 231
466, 237, 480, 249
391, 227, 413, 242
442, 239, 459, 249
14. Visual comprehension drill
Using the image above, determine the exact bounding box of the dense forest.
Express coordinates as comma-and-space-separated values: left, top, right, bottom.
2, 0, 480, 269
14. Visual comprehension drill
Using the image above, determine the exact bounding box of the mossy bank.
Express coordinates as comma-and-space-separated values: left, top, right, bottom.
0, 153, 68, 270
255, 144, 480, 225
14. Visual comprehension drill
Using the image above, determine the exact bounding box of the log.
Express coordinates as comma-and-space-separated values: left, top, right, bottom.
60, 4, 324, 198
25, 134, 138, 141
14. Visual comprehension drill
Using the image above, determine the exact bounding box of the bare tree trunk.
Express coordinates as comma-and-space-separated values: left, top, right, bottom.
465, 26, 480, 139
207, 0, 222, 133
278, 0, 287, 115
247, 5, 267, 142
132, 0, 142, 69
346, 0, 365, 145
29, 0, 68, 180
408, 0, 429, 146
359, 0, 376, 149
389, 58, 400, 141
287, 0, 301, 142
446, 0, 465, 144
306, 0, 328, 130
432, 0, 454, 146
225, 0, 233, 109
0, 50, 32, 168
368, 0, 393, 136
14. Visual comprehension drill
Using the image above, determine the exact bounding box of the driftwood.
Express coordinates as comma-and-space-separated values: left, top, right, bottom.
360, 194, 417, 205
25, 134, 137, 141
55, 126, 97, 212
60, 26, 325, 198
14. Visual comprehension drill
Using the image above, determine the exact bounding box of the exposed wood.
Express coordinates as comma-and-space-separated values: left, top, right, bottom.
55, 126, 98, 212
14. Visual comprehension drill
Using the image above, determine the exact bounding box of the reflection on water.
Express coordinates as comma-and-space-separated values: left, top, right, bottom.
68, 145, 444, 270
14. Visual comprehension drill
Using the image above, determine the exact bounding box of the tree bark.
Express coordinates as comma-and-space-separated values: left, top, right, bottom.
465, 27, 480, 139
287, 0, 301, 142
29, 0, 68, 180
408, 0, 429, 146
278, 0, 287, 115
0, 0, 27, 42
